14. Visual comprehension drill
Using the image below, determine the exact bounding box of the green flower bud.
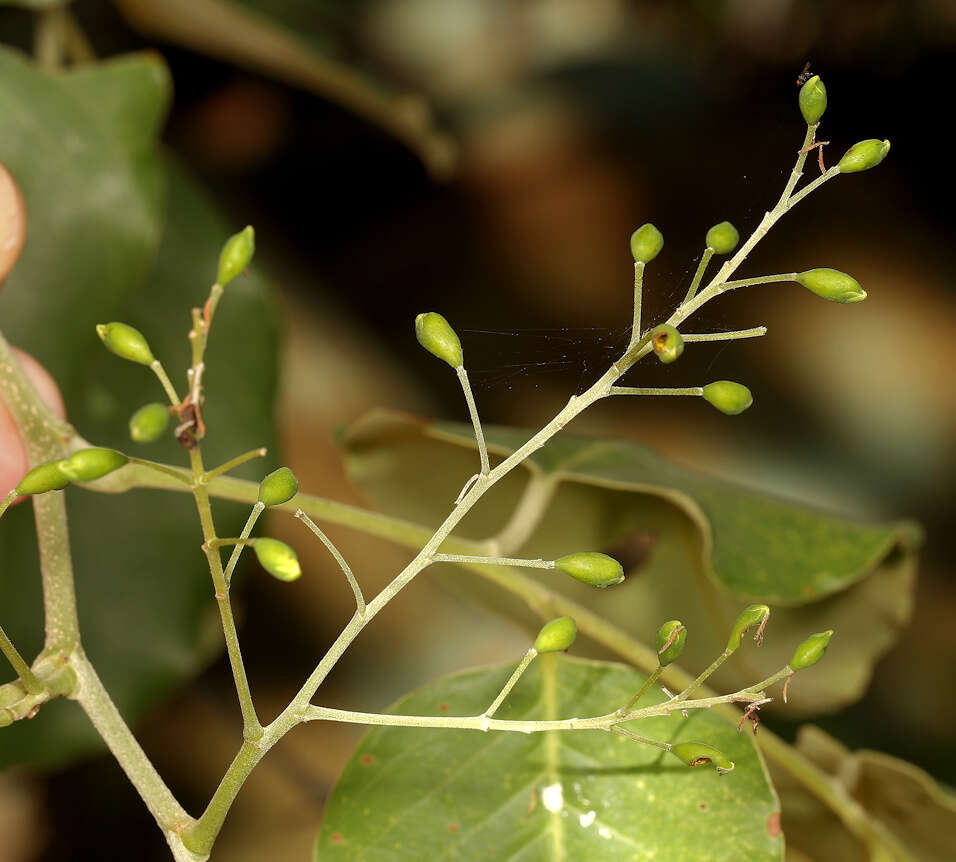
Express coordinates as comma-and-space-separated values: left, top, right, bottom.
534, 616, 577, 654
650, 324, 684, 364
129, 403, 171, 444
837, 139, 890, 174
217, 225, 255, 286
789, 630, 834, 670
253, 537, 302, 582
727, 604, 770, 653
670, 742, 735, 774
59, 448, 129, 483
554, 552, 625, 589
702, 381, 753, 415
258, 466, 299, 507
656, 620, 686, 666
799, 75, 827, 125
16, 460, 70, 495
630, 223, 664, 264
705, 221, 740, 255
415, 312, 463, 368
0, 681, 26, 709
796, 268, 866, 303
96, 322, 154, 366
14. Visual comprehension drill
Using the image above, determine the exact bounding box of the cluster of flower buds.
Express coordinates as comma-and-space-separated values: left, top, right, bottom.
15, 448, 129, 496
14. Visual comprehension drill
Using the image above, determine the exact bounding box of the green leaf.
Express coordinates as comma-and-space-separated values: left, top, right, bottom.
341, 409, 920, 712
773, 726, 956, 862
315, 656, 782, 861
0, 51, 279, 767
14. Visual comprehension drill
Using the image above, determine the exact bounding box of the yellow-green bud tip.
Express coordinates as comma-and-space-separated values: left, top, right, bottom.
655, 620, 686, 666
799, 75, 827, 125
796, 268, 866, 303
96, 322, 155, 366
534, 616, 577, 653
789, 630, 834, 670
727, 604, 770, 653
129, 403, 170, 444
670, 742, 735, 774
217, 225, 255, 286
554, 552, 625, 589
630, 223, 664, 264
254, 537, 302, 582
258, 466, 299, 507
702, 381, 753, 415
705, 221, 740, 255
415, 312, 463, 368
650, 324, 684, 364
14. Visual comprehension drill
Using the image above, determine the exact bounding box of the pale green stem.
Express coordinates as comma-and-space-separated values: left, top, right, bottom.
456, 365, 489, 475
128, 458, 193, 486
610, 725, 671, 752
482, 473, 559, 556
484, 648, 537, 718
720, 273, 797, 291
780, 125, 817, 204
681, 327, 767, 342
0, 624, 43, 695
676, 649, 732, 702
150, 360, 182, 406
205, 447, 267, 481
431, 554, 554, 570
0, 489, 15, 521
34, 7, 68, 71
189, 449, 262, 740
787, 165, 841, 208
610, 386, 703, 397
683, 247, 714, 304
69, 649, 193, 832
295, 510, 366, 616
222, 502, 264, 588
208, 538, 253, 549
629, 261, 644, 345
620, 665, 663, 714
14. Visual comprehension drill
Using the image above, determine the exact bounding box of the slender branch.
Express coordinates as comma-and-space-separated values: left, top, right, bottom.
295, 510, 366, 616
222, 502, 264, 587
0, 624, 43, 695
150, 360, 182, 406
620, 665, 663, 714
431, 554, 555, 570
189, 449, 262, 740
0, 489, 16, 521
629, 261, 644, 346
69, 649, 193, 832
484, 648, 537, 718
610, 386, 703, 397
681, 327, 767, 342
787, 165, 841, 208
610, 725, 672, 752
719, 273, 797, 292
683, 247, 714, 305
676, 649, 732, 701
128, 458, 193, 486
456, 366, 489, 476
205, 447, 267, 481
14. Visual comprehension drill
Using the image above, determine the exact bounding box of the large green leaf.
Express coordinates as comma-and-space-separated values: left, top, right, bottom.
773, 725, 956, 862
341, 409, 920, 713
316, 655, 783, 861
0, 51, 279, 767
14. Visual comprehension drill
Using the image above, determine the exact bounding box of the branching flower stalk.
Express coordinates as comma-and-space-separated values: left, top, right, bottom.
0, 80, 903, 860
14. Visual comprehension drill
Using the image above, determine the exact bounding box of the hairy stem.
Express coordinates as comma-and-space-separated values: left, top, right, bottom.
295, 510, 366, 616
683, 247, 714, 304
0, 624, 43, 694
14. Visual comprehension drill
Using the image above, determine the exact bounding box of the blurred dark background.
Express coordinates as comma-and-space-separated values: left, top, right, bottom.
0, 1, 954, 859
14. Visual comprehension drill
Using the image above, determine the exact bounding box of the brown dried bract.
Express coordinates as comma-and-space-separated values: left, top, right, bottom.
0, 161, 27, 288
